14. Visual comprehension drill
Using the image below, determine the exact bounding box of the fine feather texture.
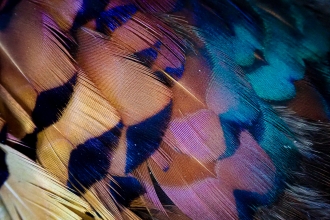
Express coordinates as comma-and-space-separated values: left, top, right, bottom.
1, 0, 330, 219
0, 143, 98, 220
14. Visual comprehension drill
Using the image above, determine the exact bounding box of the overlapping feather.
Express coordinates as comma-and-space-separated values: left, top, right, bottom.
0, 0, 330, 219
0, 143, 99, 220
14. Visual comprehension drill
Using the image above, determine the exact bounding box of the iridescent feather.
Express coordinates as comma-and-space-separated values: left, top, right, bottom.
0, 0, 330, 219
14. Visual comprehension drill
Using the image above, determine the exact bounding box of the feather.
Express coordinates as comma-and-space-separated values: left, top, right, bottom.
1, 0, 330, 219
0, 197, 11, 220
0, 143, 98, 220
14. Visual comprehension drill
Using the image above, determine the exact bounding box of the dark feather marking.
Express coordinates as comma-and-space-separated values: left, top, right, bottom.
47, 25, 78, 58
151, 55, 184, 87
0, 124, 7, 144
71, 0, 109, 34
218, 110, 262, 160
11, 129, 38, 161
305, 55, 330, 117
67, 122, 123, 193
31, 73, 77, 130
110, 176, 145, 207
133, 41, 161, 68
0, 0, 21, 30
98, 4, 138, 33
125, 102, 172, 174
150, 170, 174, 205
234, 190, 268, 220
218, 116, 241, 160
153, 71, 173, 87
85, 211, 95, 218
172, 0, 185, 12
164, 65, 184, 80
0, 148, 9, 188
188, 0, 237, 37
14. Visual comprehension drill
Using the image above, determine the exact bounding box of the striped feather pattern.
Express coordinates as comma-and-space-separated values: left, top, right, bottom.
0, 0, 330, 219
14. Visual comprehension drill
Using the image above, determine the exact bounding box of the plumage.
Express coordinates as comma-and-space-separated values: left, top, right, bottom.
0, 0, 330, 219
0, 143, 99, 220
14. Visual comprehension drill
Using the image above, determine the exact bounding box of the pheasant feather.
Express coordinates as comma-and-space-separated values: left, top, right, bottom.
0, 0, 330, 219
0, 143, 99, 220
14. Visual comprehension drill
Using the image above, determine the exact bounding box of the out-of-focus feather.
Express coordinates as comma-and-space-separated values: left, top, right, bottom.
0, 143, 98, 220
0, 197, 10, 220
